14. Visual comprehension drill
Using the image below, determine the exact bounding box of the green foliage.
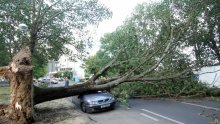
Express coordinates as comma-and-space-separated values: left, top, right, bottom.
32, 52, 49, 78
38, 83, 48, 88
84, 0, 220, 80
54, 71, 72, 79
54, 72, 63, 78
161, 0, 220, 65
112, 78, 208, 98
33, 63, 47, 79
0, 35, 10, 66
82, 53, 113, 77
83, 55, 102, 75
83, 1, 194, 78
0, 0, 112, 76
80, 0, 220, 108
111, 88, 129, 107
206, 87, 220, 96
63, 71, 73, 79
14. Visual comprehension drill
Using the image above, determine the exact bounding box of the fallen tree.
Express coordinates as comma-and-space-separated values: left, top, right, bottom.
1, 43, 219, 123
0, 34, 185, 123
1, 0, 220, 123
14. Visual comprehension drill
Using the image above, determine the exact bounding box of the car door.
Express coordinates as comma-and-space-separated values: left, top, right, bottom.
72, 95, 82, 107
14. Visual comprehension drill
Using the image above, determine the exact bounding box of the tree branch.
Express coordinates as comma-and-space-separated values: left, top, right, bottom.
39, 0, 61, 20
89, 54, 119, 82
34, 0, 44, 30
33, 68, 191, 105
38, 10, 65, 32
92, 75, 128, 90
127, 69, 191, 82
0, 66, 10, 75
33, 84, 93, 105
37, 2, 77, 31
135, 40, 172, 78
95, 77, 119, 85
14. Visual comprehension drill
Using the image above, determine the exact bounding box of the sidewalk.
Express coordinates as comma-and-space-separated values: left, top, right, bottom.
34, 98, 91, 124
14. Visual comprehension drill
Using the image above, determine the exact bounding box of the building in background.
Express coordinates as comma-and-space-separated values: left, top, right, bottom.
56, 55, 85, 79
48, 60, 59, 73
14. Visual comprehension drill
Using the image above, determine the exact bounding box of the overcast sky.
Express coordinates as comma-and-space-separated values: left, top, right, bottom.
97, 0, 154, 38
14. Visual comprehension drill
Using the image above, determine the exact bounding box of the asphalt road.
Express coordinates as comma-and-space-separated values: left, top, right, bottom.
82, 98, 220, 124
49, 83, 220, 123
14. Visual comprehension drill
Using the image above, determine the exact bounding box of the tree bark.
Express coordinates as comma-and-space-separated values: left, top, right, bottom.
1, 47, 34, 124
33, 84, 94, 105
33, 70, 191, 105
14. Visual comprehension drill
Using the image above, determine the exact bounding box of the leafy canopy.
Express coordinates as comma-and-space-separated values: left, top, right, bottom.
84, 0, 220, 78
0, 0, 112, 77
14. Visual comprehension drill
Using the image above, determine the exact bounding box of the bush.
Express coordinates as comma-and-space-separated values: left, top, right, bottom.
120, 79, 207, 97
111, 88, 129, 107
38, 83, 48, 88
111, 78, 209, 106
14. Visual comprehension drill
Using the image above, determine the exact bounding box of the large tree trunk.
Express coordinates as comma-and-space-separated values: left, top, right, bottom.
1, 47, 33, 124
33, 76, 129, 105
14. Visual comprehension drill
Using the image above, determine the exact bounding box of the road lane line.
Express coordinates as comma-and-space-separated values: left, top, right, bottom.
181, 102, 220, 111
141, 109, 184, 124
140, 113, 159, 121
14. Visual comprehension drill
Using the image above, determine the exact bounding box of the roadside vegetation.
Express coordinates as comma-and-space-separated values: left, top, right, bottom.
0, 87, 9, 104
111, 78, 207, 107
38, 83, 48, 88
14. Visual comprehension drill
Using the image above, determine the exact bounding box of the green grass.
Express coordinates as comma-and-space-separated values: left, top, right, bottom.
0, 87, 9, 104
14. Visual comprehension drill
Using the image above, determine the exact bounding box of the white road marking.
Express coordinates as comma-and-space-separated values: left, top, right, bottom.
181, 101, 220, 111
140, 113, 159, 121
141, 109, 185, 124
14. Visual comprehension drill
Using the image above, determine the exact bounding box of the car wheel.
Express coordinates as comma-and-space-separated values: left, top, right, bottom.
111, 106, 115, 110
81, 103, 87, 113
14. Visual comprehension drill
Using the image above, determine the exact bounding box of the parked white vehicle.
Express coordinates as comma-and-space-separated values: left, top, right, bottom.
195, 65, 220, 87
38, 77, 58, 84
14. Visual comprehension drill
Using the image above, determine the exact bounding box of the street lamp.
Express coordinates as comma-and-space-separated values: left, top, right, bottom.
18, 23, 28, 33
18, 23, 29, 45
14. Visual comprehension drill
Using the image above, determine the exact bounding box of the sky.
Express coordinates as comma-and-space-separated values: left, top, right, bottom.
64, 0, 156, 78
97, 0, 154, 38
90, 0, 154, 55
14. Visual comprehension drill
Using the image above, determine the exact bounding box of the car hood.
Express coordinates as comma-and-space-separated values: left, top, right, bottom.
83, 92, 113, 101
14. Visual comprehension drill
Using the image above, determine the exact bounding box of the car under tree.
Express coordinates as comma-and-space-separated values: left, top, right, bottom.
73, 91, 116, 113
